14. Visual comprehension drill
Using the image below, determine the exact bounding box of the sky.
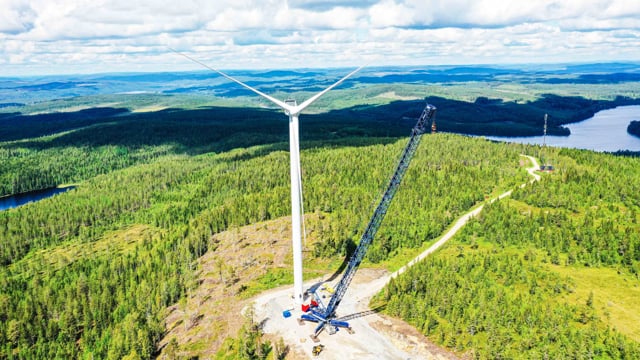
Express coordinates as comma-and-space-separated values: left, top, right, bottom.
1, 0, 640, 76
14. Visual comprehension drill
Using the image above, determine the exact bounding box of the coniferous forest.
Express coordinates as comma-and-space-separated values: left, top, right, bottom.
629, 120, 640, 138
377, 146, 640, 359
0, 102, 531, 358
1, 66, 640, 358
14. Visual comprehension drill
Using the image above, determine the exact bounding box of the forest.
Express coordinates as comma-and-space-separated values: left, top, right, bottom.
0, 115, 530, 358
2, 64, 640, 358
423, 94, 640, 136
629, 120, 640, 138
2, 91, 639, 198
376, 146, 640, 359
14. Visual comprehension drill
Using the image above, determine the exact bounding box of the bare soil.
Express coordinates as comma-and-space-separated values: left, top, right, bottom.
157, 217, 299, 359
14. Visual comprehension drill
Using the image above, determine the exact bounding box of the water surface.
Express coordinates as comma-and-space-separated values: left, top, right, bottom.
485, 105, 640, 152
0, 186, 75, 211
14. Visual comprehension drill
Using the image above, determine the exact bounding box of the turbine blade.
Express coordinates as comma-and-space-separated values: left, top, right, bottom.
296, 65, 365, 113
168, 47, 292, 112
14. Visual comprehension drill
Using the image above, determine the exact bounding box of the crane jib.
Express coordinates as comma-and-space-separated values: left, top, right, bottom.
301, 103, 437, 339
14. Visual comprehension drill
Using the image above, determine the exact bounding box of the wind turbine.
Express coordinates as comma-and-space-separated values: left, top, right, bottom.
171, 49, 363, 305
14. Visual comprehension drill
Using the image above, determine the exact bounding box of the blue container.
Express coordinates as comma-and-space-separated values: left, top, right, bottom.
282, 310, 292, 318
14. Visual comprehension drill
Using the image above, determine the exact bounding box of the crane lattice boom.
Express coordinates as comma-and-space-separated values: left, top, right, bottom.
300, 103, 437, 339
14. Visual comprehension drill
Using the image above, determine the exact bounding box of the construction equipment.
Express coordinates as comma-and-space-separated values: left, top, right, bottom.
312, 344, 325, 356
300, 103, 437, 339
320, 284, 334, 294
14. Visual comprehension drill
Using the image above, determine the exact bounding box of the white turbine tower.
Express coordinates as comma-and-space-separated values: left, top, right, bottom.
172, 50, 363, 305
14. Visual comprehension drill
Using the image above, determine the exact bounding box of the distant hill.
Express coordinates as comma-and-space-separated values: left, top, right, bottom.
2, 62, 640, 104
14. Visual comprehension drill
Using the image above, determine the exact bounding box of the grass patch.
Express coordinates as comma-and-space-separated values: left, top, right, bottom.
240, 264, 330, 299
369, 239, 438, 273
11, 224, 161, 273
551, 265, 640, 342
240, 267, 293, 298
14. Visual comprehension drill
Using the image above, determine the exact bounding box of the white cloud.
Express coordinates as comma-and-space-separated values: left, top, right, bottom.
0, 0, 639, 75
366, 0, 640, 29
369, 0, 414, 28
0, 0, 36, 34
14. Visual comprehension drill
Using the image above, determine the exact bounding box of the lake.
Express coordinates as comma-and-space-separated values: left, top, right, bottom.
0, 186, 75, 211
484, 105, 640, 152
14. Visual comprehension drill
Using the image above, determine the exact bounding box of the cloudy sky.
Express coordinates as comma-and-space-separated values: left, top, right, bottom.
1, 0, 640, 75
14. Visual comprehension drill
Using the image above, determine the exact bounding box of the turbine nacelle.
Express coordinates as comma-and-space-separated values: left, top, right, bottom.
284, 99, 298, 116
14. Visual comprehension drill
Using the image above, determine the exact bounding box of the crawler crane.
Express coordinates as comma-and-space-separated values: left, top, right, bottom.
300, 103, 437, 340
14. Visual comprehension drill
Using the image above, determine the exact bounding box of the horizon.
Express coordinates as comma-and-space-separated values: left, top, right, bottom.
2, 60, 640, 79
